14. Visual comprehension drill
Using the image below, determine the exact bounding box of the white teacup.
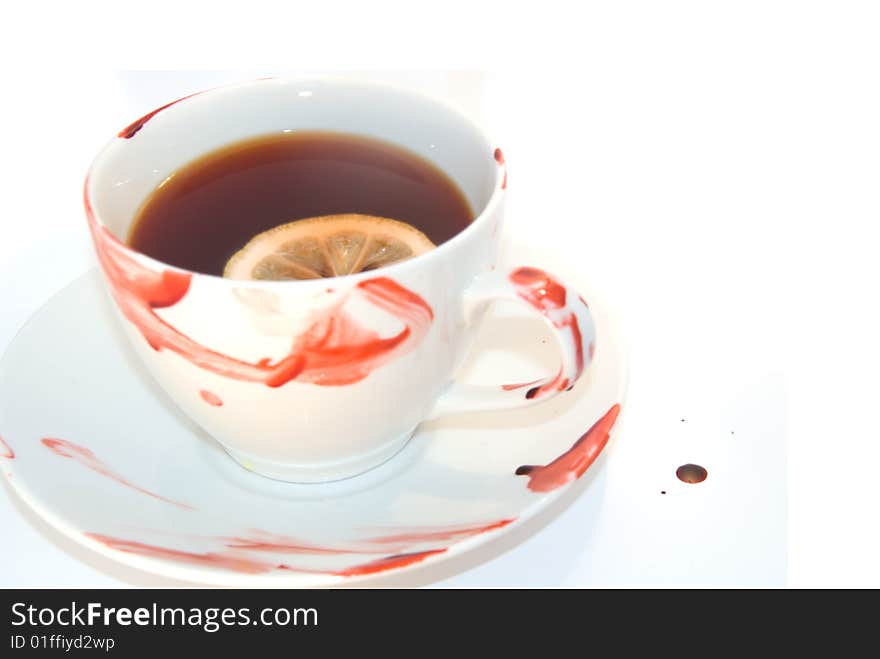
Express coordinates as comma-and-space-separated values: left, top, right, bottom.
84, 77, 596, 482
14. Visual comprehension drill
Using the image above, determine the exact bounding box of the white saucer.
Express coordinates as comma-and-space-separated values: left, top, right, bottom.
0, 253, 626, 586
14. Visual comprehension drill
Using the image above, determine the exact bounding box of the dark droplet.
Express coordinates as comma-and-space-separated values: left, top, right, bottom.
676, 464, 708, 484
661, 490, 666, 495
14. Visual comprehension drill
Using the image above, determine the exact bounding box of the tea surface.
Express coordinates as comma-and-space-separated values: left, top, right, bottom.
127, 131, 473, 275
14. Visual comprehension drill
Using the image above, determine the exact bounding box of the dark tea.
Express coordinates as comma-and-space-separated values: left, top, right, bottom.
127, 131, 474, 276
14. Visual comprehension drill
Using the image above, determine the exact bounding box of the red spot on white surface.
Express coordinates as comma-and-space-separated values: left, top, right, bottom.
41, 438, 194, 510
199, 390, 223, 406
84, 186, 433, 389
516, 404, 621, 492
676, 463, 708, 484
0, 435, 13, 459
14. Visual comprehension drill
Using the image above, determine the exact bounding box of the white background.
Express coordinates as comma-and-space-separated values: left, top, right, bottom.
0, 1, 878, 587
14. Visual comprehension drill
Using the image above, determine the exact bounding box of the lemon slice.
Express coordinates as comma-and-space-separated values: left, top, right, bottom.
223, 214, 436, 281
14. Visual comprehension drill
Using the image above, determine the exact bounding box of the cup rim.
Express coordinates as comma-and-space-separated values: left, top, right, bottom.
84, 75, 506, 288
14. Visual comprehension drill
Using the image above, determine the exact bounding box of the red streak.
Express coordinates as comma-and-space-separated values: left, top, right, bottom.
118, 91, 203, 139
510, 267, 567, 311
84, 186, 433, 388
365, 519, 514, 545
224, 533, 354, 555
227, 518, 513, 556
525, 373, 570, 399
333, 550, 446, 577
42, 438, 194, 510
293, 278, 433, 386
0, 435, 13, 459
508, 266, 588, 399
516, 404, 621, 492
501, 379, 541, 391
199, 390, 223, 406
86, 534, 282, 574
494, 148, 508, 189
88, 534, 444, 578
570, 315, 585, 375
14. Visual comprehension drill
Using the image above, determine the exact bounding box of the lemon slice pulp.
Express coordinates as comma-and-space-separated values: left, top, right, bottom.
223, 214, 436, 281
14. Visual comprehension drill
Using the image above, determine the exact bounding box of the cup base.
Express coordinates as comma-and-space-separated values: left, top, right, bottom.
220, 427, 417, 483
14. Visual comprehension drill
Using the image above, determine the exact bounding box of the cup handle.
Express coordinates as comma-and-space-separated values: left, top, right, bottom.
427, 266, 596, 419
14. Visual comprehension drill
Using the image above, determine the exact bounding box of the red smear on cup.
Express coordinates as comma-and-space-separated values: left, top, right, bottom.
507, 267, 588, 398
84, 186, 434, 389
118, 91, 205, 139
494, 148, 508, 189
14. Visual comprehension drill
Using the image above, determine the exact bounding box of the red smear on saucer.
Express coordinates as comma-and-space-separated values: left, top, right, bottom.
333, 549, 446, 576
516, 403, 620, 492
0, 435, 14, 459
224, 533, 354, 555
501, 379, 541, 391
363, 519, 514, 545
86, 534, 282, 574
199, 390, 223, 407
88, 534, 443, 578
227, 518, 514, 557
42, 438, 194, 510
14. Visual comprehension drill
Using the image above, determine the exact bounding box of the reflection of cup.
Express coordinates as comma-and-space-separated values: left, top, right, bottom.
84, 78, 596, 483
